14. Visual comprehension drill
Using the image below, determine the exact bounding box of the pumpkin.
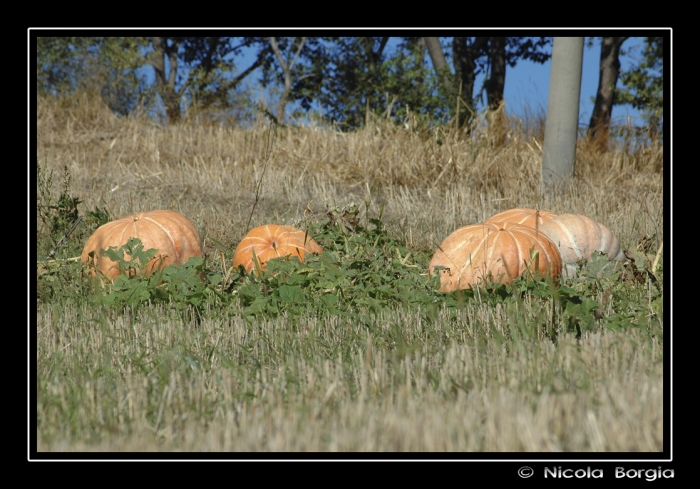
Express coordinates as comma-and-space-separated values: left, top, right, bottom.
81, 210, 203, 280
538, 213, 624, 277
428, 221, 562, 292
233, 224, 323, 274
485, 208, 557, 229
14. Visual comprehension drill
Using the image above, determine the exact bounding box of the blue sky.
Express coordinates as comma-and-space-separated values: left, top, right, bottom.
501, 37, 645, 128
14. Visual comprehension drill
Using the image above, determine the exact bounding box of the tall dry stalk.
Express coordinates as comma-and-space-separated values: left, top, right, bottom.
245, 122, 277, 232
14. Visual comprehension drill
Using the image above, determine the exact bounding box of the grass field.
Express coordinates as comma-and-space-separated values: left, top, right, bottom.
34, 92, 665, 454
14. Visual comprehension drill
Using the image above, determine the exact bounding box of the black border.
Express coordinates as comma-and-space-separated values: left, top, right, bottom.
30, 28, 672, 470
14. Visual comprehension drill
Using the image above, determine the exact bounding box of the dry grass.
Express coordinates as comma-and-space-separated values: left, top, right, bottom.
36, 92, 663, 256
34, 93, 665, 454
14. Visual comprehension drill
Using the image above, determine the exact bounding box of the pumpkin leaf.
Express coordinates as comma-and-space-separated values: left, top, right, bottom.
277, 284, 305, 304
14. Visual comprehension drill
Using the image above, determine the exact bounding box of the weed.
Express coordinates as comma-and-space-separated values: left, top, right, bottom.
36, 160, 111, 259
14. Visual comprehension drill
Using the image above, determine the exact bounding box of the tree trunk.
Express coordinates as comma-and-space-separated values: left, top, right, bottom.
484, 37, 506, 110
151, 37, 182, 125
365, 37, 389, 75
484, 37, 508, 146
423, 37, 451, 95
269, 37, 306, 124
413, 37, 427, 101
452, 37, 488, 126
588, 37, 629, 150
424, 37, 447, 71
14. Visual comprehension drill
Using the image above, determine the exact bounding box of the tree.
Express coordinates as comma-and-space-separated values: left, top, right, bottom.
37, 37, 99, 94
588, 37, 629, 149
483, 37, 506, 110
424, 37, 552, 127
149, 37, 183, 123
36, 36, 270, 124
615, 36, 664, 137
36, 35, 558, 131
288, 36, 552, 130
36, 37, 150, 116
424, 36, 451, 95
148, 37, 271, 125
292, 37, 395, 129
264, 37, 315, 124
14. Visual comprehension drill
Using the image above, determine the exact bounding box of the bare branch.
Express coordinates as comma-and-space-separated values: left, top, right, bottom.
269, 37, 288, 71
289, 37, 306, 72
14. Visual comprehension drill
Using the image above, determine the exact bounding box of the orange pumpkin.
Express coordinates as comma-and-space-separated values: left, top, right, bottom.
428, 221, 562, 292
539, 213, 624, 264
81, 210, 203, 280
233, 224, 323, 274
485, 208, 557, 229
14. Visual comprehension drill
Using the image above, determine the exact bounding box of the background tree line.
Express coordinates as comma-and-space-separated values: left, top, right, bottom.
35, 36, 664, 143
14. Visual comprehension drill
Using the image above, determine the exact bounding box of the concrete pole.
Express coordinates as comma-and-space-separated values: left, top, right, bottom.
542, 37, 584, 191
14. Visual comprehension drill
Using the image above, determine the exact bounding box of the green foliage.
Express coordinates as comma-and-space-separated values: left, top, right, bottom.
291, 37, 450, 129
36, 162, 81, 247
36, 37, 151, 116
36, 203, 662, 343
36, 37, 100, 95
98, 237, 160, 279
615, 37, 664, 134
84, 238, 215, 311
36, 160, 111, 258
36, 258, 93, 305
560, 251, 663, 337
231, 203, 443, 324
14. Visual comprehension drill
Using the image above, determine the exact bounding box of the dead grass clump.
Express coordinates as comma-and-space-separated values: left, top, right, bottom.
575, 136, 663, 184
37, 89, 126, 135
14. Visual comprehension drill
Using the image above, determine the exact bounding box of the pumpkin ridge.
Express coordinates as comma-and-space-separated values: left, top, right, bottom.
446, 237, 470, 256
472, 227, 493, 261
507, 230, 525, 280
538, 238, 556, 264
486, 228, 503, 264
144, 216, 178, 260
596, 223, 611, 255
556, 221, 582, 260
508, 230, 522, 272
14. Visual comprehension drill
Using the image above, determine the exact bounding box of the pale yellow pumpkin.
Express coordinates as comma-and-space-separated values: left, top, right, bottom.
539, 213, 624, 277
